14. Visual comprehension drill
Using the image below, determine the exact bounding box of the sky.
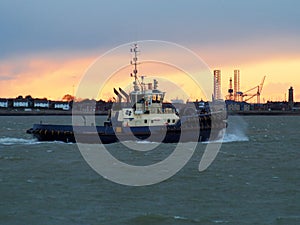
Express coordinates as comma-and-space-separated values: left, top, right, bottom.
0, 0, 300, 102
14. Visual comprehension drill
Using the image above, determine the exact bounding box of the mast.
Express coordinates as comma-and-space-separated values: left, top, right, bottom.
130, 44, 140, 92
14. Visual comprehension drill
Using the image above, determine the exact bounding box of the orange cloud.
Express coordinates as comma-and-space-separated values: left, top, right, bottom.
0, 44, 300, 103
0, 53, 94, 100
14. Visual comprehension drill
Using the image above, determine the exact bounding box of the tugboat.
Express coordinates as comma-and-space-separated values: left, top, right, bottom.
27, 44, 227, 144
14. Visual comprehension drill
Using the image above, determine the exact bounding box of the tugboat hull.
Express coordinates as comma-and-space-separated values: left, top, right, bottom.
27, 122, 225, 144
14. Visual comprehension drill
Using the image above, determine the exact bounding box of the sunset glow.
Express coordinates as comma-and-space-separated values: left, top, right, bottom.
0, 53, 94, 100
1, 49, 299, 102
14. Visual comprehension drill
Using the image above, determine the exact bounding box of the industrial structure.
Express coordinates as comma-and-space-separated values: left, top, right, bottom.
222, 69, 266, 104
288, 86, 294, 110
241, 76, 266, 104
233, 70, 241, 101
227, 77, 233, 100
213, 70, 222, 100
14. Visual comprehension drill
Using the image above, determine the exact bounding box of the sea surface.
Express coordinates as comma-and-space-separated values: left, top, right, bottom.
0, 115, 299, 225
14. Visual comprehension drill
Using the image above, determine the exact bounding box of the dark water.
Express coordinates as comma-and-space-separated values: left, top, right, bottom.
0, 116, 299, 225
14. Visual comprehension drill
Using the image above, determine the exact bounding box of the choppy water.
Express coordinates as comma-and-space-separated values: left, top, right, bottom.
0, 116, 299, 225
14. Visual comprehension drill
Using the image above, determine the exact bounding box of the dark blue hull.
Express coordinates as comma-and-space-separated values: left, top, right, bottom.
27, 123, 225, 144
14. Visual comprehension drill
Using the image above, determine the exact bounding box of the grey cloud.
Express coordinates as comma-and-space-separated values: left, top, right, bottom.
0, 0, 299, 58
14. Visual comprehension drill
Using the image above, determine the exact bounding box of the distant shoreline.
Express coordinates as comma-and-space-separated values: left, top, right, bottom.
228, 110, 300, 116
0, 109, 108, 116
1, 109, 300, 116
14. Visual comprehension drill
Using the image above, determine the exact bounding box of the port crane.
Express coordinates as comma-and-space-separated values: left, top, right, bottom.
242, 76, 266, 104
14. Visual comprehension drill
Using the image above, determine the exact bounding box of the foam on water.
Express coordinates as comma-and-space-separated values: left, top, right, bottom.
128, 213, 202, 224
203, 130, 249, 144
135, 140, 160, 144
204, 116, 250, 144
0, 137, 75, 146
222, 132, 249, 143
0, 137, 40, 145
221, 115, 249, 143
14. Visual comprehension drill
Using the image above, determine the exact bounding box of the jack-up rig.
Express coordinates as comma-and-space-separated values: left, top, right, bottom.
223, 70, 266, 104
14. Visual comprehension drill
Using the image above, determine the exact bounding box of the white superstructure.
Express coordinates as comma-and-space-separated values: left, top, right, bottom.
111, 44, 180, 127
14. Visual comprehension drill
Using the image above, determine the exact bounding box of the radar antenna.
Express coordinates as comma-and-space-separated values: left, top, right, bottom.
130, 44, 141, 91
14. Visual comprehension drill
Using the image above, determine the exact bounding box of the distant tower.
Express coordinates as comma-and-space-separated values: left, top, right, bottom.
213, 70, 222, 100
288, 86, 294, 110
234, 70, 240, 101
228, 77, 233, 100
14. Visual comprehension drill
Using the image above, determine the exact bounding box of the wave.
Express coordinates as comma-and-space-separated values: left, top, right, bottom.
127, 213, 202, 224
222, 132, 249, 143
0, 137, 40, 145
204, 131, 249, 144
203, 118, 249, 144
126, 213, 232, 224
0, 137, 75, 146
218, 116, 249, 143
135, 140, 161, 144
